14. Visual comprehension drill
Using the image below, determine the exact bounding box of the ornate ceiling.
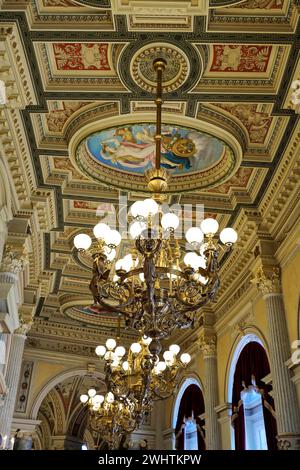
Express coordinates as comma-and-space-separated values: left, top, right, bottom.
1, 0, 299, 351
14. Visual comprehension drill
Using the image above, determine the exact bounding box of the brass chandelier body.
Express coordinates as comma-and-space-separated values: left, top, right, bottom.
74, 58, 237, 353
80, 334, 191, 449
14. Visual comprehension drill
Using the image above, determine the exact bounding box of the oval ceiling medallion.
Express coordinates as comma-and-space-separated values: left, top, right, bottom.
131, 43, 189, 93
72, 120, 241, 194
62, 300, 119, 328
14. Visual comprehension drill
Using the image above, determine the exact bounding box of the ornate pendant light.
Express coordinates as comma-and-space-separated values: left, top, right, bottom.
74, 58, 238, 352
79, 316, 191, 448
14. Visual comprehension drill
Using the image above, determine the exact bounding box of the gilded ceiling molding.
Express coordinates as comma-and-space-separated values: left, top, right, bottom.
259, 124, 300, 239
110, 0, 209, 16
208, 0, 296, 33
24, 1, 114, 30
0, 23, 37, 108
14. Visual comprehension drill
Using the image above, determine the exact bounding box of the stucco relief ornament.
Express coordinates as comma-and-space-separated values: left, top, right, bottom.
251, 264, 281, 296
290, 80, 300, 114
0, 245, 29, 274
16, 320, 33, 336
277, 435, 300, 451
198, 335, 217, 357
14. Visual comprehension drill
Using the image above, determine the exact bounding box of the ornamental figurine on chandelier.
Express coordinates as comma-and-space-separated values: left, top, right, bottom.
74, 58, 238, 352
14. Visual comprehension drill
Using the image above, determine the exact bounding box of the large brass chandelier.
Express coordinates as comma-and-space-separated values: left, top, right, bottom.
74, 59, 238, 351
80, 390, 137, 449
96, 334, 191, 402
80, 326, 191, 448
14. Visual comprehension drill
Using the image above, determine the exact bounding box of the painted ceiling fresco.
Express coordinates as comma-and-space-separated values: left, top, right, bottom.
82, 124, 228, 175
1, 0, 299, 338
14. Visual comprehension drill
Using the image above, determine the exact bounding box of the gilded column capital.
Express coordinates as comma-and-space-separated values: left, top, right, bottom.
251, 261, 281, 296
198, 335, 217, 357
0, 244, 28, 275
15, 307, 34, 336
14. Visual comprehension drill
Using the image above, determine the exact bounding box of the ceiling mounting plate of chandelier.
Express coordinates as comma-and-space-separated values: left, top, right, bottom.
70, 117, 241, 194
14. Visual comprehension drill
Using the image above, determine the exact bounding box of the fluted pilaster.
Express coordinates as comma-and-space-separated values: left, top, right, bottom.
252, 261, 300, 449
0, 333, 26, 443
200, 336, 222, 450
265, 293, 300, 449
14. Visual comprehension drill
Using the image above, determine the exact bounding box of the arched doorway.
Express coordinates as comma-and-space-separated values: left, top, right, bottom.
229, 336, 277, 450
173, 378, 205, 450
34, 374, 105, 450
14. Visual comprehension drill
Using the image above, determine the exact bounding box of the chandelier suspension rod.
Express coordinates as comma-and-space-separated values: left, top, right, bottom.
153, 59, 166, 171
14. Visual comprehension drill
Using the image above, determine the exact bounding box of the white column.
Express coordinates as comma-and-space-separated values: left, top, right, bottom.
0, 331, 26, 445
252, 264, 300, 450
200, 336, 222, 450
264, 293, 300, 449
162, 427, 176, 450
216, 403, 233, 450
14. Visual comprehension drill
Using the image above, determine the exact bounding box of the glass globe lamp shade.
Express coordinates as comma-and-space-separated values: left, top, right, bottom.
88, 388, 96, 398
200, 218, 219, 235
80, 394, 89, 403
95, 345, 106, 357
142, 335, 152, 346
163, 350, 174, 362
93, 223, 110, 240
93, 394, 103, 404
97, 395, 104, 404
115, 258, 125, 271
156, 361, 167, 372
130, 342, 142, 354
180, 353, 191, 365
142, 198, 158, 217
105, 229, 121, 247
161, 213, 179, 230
139, 273, 145, 282
103, 246, 116, 261
130, 200, 145, 219
106, 338, 116, 350
184, 252, 200, 269
115, 346, 126, 357
122, 257, 133, 272
122, 361, 129, 371
219, 227, 238, 245
74, 234, 92, 251
123, 254, 138, 268
106, 392, 114, 403
130, 221, 146, 239
169, 344, 180, 356
185, 227, 204, 245
199, 242, 209, 257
